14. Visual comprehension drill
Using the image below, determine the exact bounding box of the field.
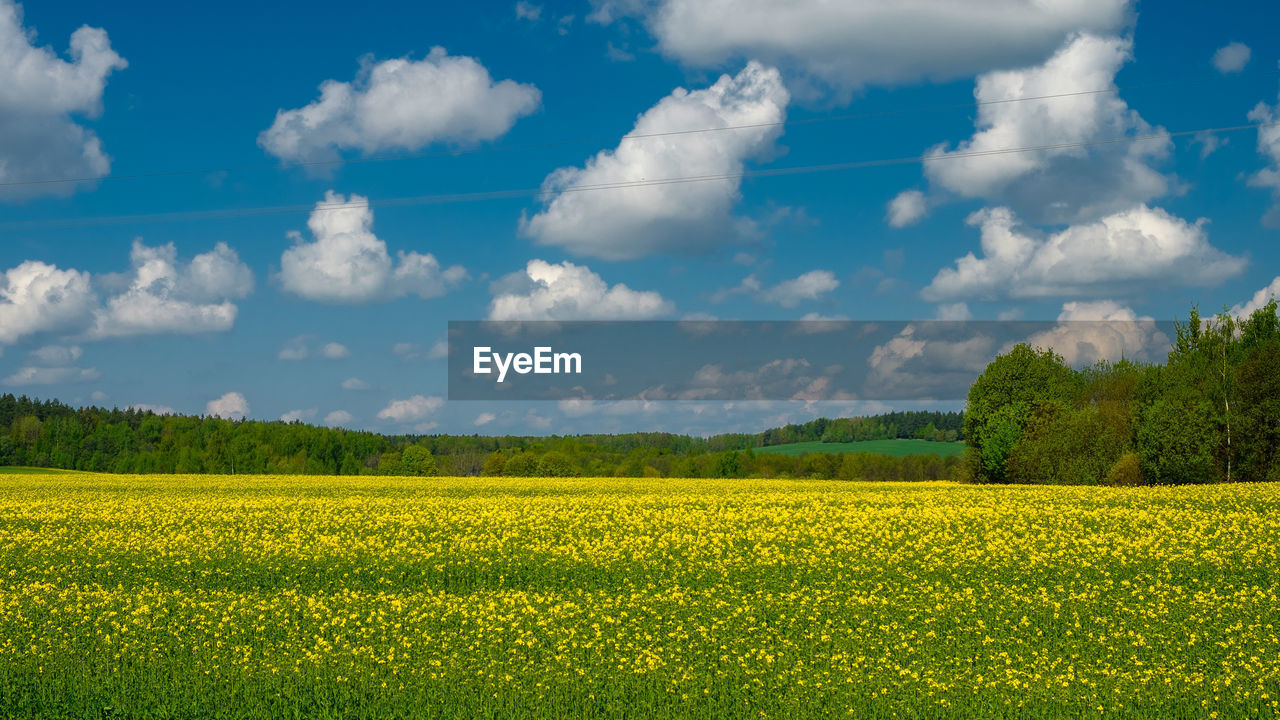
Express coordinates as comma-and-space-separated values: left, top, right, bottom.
0, 474, 1277, 719
754, 439, 967, 457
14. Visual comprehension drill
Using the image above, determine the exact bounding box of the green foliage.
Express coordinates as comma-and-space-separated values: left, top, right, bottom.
1104, 452, 1144, 487
964, 344, 1079, 483
401, 445, 437, 476
480, 453, 506, 476
755, 439, 965, 458
968, 302, 1280, 485
0, 395, 963, 481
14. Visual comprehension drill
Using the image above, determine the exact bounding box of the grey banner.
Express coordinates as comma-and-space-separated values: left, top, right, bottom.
447, 320, 1174, 401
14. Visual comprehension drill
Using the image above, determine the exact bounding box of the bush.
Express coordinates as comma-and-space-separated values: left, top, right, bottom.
1104, 452, 1143, 487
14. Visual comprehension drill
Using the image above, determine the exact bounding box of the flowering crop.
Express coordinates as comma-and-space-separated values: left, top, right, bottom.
0, 474, 1276, 718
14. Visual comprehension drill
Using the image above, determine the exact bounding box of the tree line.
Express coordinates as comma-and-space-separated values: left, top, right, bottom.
0, 398, 962, 480
964, 301, 1280, 485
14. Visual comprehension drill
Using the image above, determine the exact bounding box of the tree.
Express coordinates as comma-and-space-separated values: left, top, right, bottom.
481, 453, 507, 476
401, 445, 437, 476
964, 344, 1078, 483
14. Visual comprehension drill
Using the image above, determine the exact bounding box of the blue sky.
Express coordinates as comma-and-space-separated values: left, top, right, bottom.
1, 0, 1278, 435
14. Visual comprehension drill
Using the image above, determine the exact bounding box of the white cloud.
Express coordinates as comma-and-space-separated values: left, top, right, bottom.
761, 271, 838, 307
129, 403, 174, 415
427, 339, 449, 360
259, 48, 539, 166
886, 190, 927, 228
1212, 42, 1251, 74
0, 261, 95, 346
714, 270, 838, 308
474, 412, 497, 426
0, 0, 127, 200
923, 34, 1172, 224
935, 303, 973, 321
278, 336, 309, 360
377, 394, 444, 423
922, 205, 1246, 301
280, 191, 467, 303
1231, 277, 1280, 317
280, 408, 317, 423
588, 0, 1130, 99
90, 241, 253, 339
866, 325, 997, 399
1247, 95, 1280, 226
4, 343, 95, 385
324, 409, 354, 427
3, 365, 99, 386
1192, 131, 1225, 159
515, 1, 542, 21
340, 377, 369, 390
321, 342, 349, 359
519, 62, 788, 259
206, 392, 248, 420
1022, 301, 1168, 366
488, 259, 674, 320
90, 390, 109, 402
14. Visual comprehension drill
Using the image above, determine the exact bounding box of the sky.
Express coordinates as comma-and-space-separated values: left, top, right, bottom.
1, 0, 1279, 436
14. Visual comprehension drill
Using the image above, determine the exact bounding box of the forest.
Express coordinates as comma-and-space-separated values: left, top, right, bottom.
965, 301, 1280, 485
0, 397, 962, 481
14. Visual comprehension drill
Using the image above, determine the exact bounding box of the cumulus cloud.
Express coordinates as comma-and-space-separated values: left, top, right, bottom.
715, 270, 839, 308
281, 408, 317, 423
1212, 42, 1251, 74
377, 394, 444, 423
3, 365, 99, 386
515, 1, 542, 21
0, 261, 95, 345
886, 190, 927, 228
340, 377, 369, 390
258, 48, 540, 166
278, 336, 309, 360
2, 344, 96, 386
90, 241, 253, 339
474, 412, 497, 426
31, 344, 82, 365
934, 303, 973, 321
922, 205, 1246, 301
519, 62, 788, 259
1231, 277, 1280, 317
1022, 301, 1169, 366
206, 392, 249, 420
488, 259, 674, 320
866, 324, 996, 399
588, 0, 1130, 99
923, 34, 1172, 224
0, 0, 127, 200
280, 192, 467, 303
321, 342, 349, 359
1246, 94, 1280, 226
129, 403, 174, 415
324, 409, 354, 427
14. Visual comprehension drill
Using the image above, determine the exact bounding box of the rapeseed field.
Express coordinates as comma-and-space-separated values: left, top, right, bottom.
0, 474, 1276, 718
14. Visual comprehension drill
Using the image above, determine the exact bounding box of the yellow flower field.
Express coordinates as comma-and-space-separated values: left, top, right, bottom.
0, 474, 1276, 718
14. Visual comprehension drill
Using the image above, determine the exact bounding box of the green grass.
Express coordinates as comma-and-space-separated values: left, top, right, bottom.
754, 438, 967, 458
0, 466, 85, 475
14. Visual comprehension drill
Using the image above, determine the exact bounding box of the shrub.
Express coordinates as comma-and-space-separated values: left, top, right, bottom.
1104, 452, 1144, 487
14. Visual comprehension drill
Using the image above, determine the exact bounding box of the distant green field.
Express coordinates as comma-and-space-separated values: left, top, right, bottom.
0, 466, 84, 475
755, 439, 966, 458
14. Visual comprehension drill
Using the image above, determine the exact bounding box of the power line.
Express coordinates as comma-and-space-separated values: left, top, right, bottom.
3, 119, 1274, 232
2, 67, 1277, 190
